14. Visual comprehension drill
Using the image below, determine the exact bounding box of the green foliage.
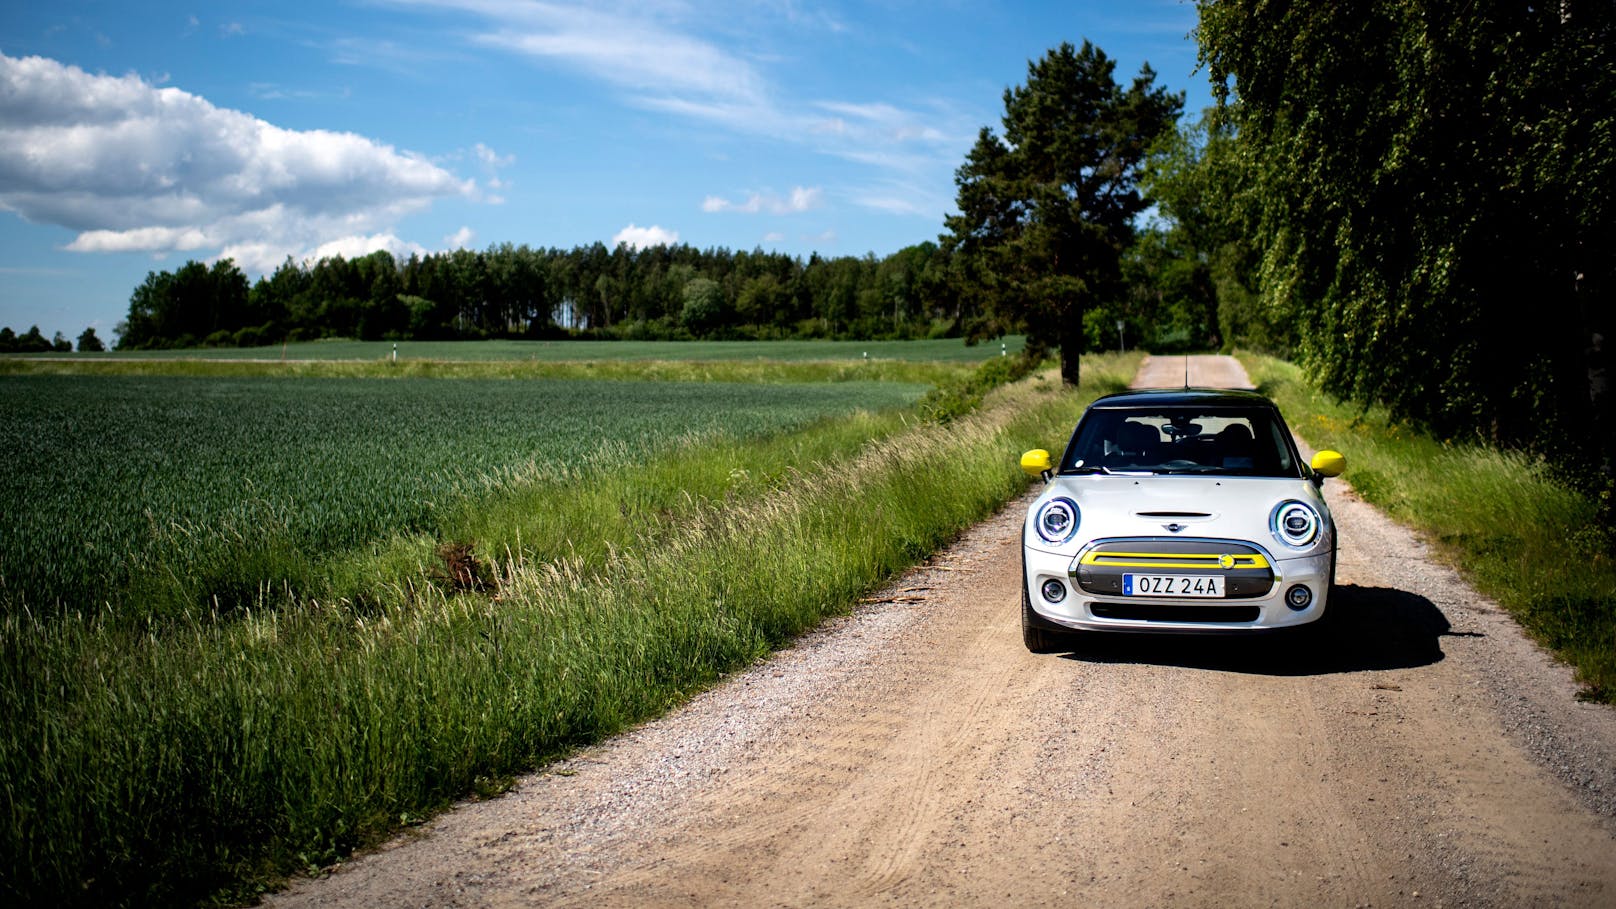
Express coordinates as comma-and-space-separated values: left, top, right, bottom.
1197, 2, 1616, 467
0, 374, 925, 618
75, 327, 105, 352
678, 277, 726, 332
0, 325, 54, 354
0, 355, 1137, 907
1245, 352, 1616, 703
944, 41, 1183, 384
112, 241, 972, 351
1139, 112, 1277, 354
917, 349, 1084, 423
120, 259, 250, 349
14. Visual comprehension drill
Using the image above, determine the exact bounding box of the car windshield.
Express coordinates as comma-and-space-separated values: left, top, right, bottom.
1059, 406, 1301, 478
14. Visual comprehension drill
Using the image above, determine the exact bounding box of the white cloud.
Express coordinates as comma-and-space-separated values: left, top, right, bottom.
762, 231, 784, 243
308, 232, 427, 262
702, 186, 823, 215
442, 0, 767, 109
444, 226, 476, 249
612, 223, 678, 250
0, 52, 473, 273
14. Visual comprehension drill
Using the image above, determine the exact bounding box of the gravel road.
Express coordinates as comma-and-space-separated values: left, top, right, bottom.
271, 355, 1616, 908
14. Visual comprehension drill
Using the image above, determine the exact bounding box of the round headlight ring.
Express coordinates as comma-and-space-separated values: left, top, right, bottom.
1035, 497, 1080, 545
1271, 500, 1321, 549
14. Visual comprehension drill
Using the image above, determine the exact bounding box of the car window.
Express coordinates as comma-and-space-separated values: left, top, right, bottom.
1060, 407, 1300, 478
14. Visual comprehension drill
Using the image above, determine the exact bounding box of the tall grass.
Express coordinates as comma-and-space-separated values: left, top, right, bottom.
1243, 353, 1616, 701
0, 353, 1138, 907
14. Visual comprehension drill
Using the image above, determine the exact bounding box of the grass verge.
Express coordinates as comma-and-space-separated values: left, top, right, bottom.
1, 352, 1137, 907
1242, 352, 1616, 702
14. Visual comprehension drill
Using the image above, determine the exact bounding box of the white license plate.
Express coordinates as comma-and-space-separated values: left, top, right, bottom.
1123, 574, 1225, 598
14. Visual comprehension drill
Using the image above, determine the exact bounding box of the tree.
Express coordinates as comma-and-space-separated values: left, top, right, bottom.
679, 277, 726, 334
76, 327, 105, 352
16, 325, 51, 353
1197, 1, 1616, 469
944, 41, 1182, 384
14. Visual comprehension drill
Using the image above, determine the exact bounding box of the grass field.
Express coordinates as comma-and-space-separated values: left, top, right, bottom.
0, 373, 925, 618
15, 335, 1028, 363
1244, 353, 1616, 702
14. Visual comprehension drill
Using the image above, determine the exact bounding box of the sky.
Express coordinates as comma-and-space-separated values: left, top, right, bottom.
0, 1, 1213, 342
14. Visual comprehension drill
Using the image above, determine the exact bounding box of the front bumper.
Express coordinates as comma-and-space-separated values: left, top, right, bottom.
1023, 537, 1332, 633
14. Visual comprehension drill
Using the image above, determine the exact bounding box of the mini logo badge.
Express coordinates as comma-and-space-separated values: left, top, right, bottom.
1218, 554, 1236, 570
1163, 523, 1186, 533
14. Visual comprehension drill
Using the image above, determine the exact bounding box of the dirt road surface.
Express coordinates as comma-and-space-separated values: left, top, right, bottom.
272, 355, 1616, 908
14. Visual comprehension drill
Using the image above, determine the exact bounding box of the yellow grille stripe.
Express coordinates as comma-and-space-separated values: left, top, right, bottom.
1081, 551, 1270, 570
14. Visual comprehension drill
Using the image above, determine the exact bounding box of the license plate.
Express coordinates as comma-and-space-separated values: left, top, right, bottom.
1123, 574, 1225, 598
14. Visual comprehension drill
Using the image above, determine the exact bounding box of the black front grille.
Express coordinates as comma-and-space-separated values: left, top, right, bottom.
1090, 603, 1262, 623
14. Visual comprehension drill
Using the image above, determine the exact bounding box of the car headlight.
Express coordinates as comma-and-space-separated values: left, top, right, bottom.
1271, 500, 1322, 549
1034, 497, 1080, 545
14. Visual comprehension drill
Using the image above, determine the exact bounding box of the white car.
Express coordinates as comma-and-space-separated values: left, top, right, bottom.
1019, 388, 1345, 652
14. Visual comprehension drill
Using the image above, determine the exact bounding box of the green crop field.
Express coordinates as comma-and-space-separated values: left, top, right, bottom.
0, 373, 925, 617
33, 335, 1027, 363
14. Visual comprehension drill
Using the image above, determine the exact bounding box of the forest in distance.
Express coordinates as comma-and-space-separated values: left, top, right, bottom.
91, 233, 1210, 356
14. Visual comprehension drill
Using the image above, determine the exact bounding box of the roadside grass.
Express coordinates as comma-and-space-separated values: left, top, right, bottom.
1, 352, 1137, 907
1242, 353, 1616, 702
4, 335, 1027, 364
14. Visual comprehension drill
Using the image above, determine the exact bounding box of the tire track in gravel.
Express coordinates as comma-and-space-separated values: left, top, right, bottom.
271, 355, 1616, 908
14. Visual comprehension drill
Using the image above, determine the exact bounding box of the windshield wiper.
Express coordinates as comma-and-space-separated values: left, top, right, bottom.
1068, 465, 1153, 477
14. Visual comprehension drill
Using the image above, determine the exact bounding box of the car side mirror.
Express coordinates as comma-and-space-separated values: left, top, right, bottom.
1309, 450, 1345, 483
1020, 449, 1053, 480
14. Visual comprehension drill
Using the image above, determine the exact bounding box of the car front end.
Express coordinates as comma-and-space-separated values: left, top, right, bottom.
1018, 389, 1344, 649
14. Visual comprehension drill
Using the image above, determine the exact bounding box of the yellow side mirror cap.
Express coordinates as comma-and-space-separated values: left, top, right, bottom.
1020, 449, 1052, 478
1310, 450, 1345, 477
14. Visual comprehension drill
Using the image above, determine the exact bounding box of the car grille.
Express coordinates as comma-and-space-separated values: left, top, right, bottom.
1074, 539, 1275, 599
1090, 603, 1262, 623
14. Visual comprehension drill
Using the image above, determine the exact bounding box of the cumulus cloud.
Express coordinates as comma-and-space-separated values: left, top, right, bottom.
702, 186, 823, 215
0, 52, 474, 273
308, 232, 427, 262
612, 223, 678, 250
444, 226, 476, 249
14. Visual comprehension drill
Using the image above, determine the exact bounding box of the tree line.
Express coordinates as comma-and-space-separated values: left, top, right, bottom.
0, 325, 103, 353
113, 243, 966, 349
111, 234, 1216, 353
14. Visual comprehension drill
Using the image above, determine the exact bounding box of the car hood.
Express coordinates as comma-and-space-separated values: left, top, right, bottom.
1030, 474, 1327, 555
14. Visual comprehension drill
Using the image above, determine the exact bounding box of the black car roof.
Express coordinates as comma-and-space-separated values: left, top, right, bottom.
1085, 387, 1278, 410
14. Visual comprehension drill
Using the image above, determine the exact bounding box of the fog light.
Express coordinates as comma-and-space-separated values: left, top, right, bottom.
1285, 584, 1313, 610
1041, 579, 1068, 604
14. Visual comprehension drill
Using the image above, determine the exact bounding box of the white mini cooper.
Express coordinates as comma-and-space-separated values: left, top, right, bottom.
1019, 388, 1345, 652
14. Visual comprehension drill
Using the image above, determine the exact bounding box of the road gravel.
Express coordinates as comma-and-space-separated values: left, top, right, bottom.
271, 355, 1616, 908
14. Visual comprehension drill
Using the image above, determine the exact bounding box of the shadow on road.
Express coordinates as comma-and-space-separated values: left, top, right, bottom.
1061, 584, 1462, 675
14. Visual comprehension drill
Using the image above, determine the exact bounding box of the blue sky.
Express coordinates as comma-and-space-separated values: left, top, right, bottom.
0, 1, 1211, 342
